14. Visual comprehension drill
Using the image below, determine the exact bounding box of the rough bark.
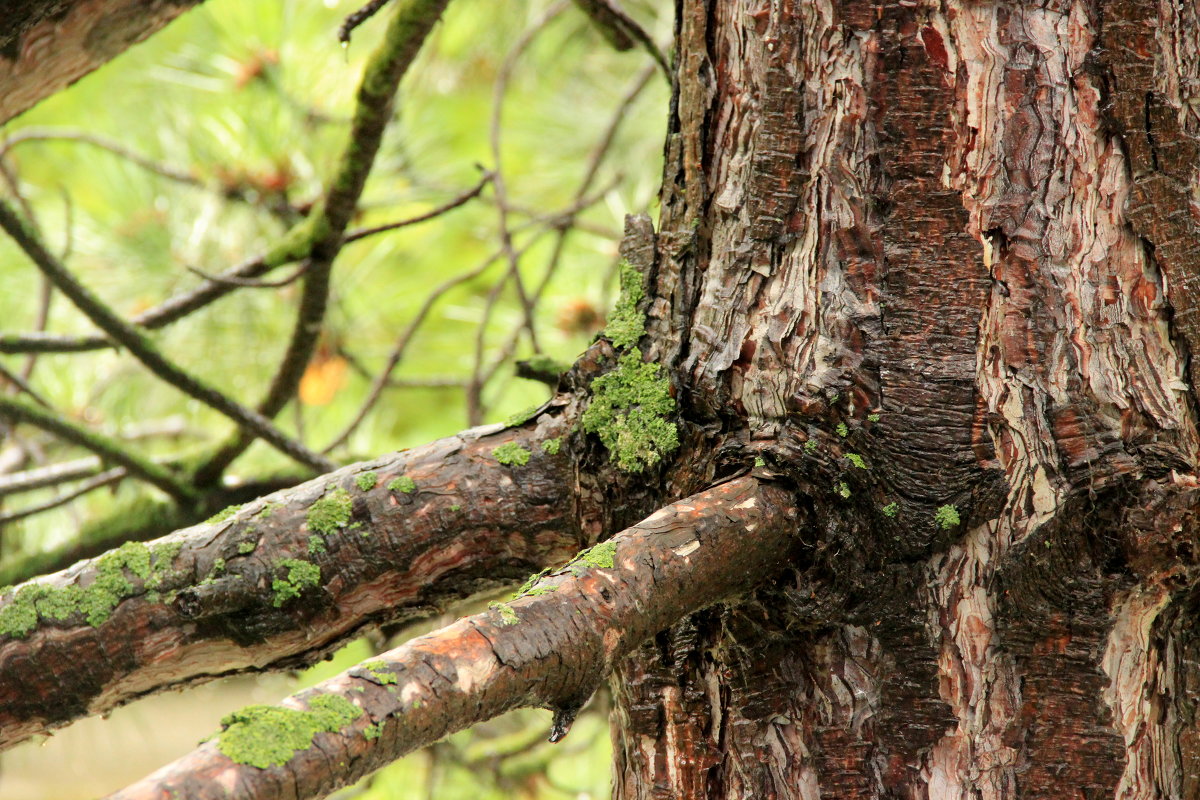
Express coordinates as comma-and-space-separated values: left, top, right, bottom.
0, 417, 582, 751
0, 0, 204, 124
609, 1, 1200, 798
105, 477, 800, 800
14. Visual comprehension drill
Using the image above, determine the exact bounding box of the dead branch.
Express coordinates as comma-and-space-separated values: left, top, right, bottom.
0, 416, 580, 751
105, 476, 799, 800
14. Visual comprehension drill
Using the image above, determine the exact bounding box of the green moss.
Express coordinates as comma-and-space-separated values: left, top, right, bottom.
449, 504, 462, 512
505, 406, 540, 427
238, 541, 257, 555
804, 439, 818, 453
307, 536, 327, 555
835, 481, 851, 499
881, 502, 899, 518
569, 540, 617, 574
868, 413, 881, 423
0, 588, 39, 637
492, 442, 531, 467
836, 423, 849, 438
212, 558, 226, 574
307, 488, 352, 536
754, 456, 766, 468
206, 505, 240, 525
355, 471, 378, 491
580, 349, 678, 473
935, 504, 961, 530
258, 502, 281, 519
604, 259, 647, 349
846, 453, 868, 470
514, 567, 552, 598
363, 722, 384, 741
387, 476, 416, 494
217, 694, 363, 769
271, 559, 322, 607
541, 437, 562, 455
490, 601, 519, 625
524, 586, 557, 596
361, 660, 398, 685
522, 355, 569, 377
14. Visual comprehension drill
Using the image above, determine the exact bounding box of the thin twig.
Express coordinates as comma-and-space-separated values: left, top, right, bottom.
571, 0, 670, 78
0, 467, 125, 526
0, 395, 193, 503
339, 0, 395, 44
185, 261, 311, 288
0, 199, 336, 475
0, 360, 51, 408
0, 457, 105, 497
343, 172, 492, 243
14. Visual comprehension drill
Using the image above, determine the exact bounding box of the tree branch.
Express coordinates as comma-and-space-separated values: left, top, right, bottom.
105, 476, 798, 800
0, 416, 580, 751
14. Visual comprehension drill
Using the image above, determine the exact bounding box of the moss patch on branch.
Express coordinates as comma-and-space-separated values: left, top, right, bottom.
604, 259, 647, 349
581, 349, 678, 472
307, 488, 352, 536
492, 442, 531, 467
387, 475, 416, 494
355, 471, 378, 491
271, 559, 322, 607
217, 694, 363, 768
935, 504, 960, 530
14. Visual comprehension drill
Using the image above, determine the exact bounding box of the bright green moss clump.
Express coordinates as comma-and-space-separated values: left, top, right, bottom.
206, 505, 240, 525
569, 540, 618, 573
361, 660, 398, 685
355, 471, 378, 491
935, 504, 961, 530
387, 476, 416, 494
580, 350, 678, 473
604, 259, 647, 349
881, 502, 899, 518
492, 442, 531, 467
846, 453, 867, 470
307, 488, 352, 536
490, 601, 519, 625
217, 694, 363, 768
541, 437, 562, 455
272, 559, 322, 607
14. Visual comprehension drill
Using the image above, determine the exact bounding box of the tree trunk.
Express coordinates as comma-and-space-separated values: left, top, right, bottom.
610, 1, 1200, 797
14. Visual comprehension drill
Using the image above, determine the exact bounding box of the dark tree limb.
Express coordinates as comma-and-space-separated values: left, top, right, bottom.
0, 0, 204, 125
0, 416, 580, 751
106, 476, 800, 800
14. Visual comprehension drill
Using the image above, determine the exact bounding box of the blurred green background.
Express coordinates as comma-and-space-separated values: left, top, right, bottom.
0, 0, 669, 795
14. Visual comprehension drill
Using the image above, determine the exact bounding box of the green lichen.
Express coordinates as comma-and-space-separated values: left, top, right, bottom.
492, 442, 531, 467
541, 437, 562, 455
307, 488, 352, 537
238, 541, 257, 555
216, 694, 363, 769
569, 540, 618, 574
0, 588, 39, 638
206, 505, 240, 525
387, 476, 416, 494
505, 406, 540, 427
836, 423, 849, 438
361, 660, 398, 685
272, 559, 322, 607
355, 471, 378, 491
835, 481, 851, 499
846, 453, 868, 470
604, 259, 647, 349
881, 502, 899, 518
580, 349, 678, 473
935, 504, 961, 530
490, 601, 519, 625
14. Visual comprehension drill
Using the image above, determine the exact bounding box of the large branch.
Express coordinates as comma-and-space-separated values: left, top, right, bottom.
107, 476, 799, 800
0, 415, 580, 751
0, 0, 204, 125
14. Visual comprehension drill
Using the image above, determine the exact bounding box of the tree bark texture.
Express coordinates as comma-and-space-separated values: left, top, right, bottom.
611, 1, 1200, 798
0, 0, 204, 124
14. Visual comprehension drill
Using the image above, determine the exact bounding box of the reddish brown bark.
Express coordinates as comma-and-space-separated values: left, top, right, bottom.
105, 477, 799, 800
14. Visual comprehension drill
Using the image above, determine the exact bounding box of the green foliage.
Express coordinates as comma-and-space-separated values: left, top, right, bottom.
492, 442, 531, 466
217, 694, 362, 768
580, 350, 677, 472
387, 476, 416, 494
935, 504, 961, 530
271, 559, 322, 606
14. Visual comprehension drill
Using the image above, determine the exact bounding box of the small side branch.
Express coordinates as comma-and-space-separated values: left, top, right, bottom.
106, 477, 798, 800
0, 416, 580, 751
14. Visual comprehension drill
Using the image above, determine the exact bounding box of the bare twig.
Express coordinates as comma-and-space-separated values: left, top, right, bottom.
0, 468, 125, 526
0, 199, 336, 475
339, 0, 395, 44
0, 360, 51, 408
0, 395, 193, 503
571, 0, 670, 78
343, 172, 492, 244
185, 261, 311, 289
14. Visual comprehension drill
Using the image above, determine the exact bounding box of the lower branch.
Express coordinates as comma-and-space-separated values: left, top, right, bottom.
0, 415, 580, 751
107, 476, 800, 800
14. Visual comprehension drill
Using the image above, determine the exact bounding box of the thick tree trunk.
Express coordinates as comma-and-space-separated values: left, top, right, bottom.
610, 1, 1200, 798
